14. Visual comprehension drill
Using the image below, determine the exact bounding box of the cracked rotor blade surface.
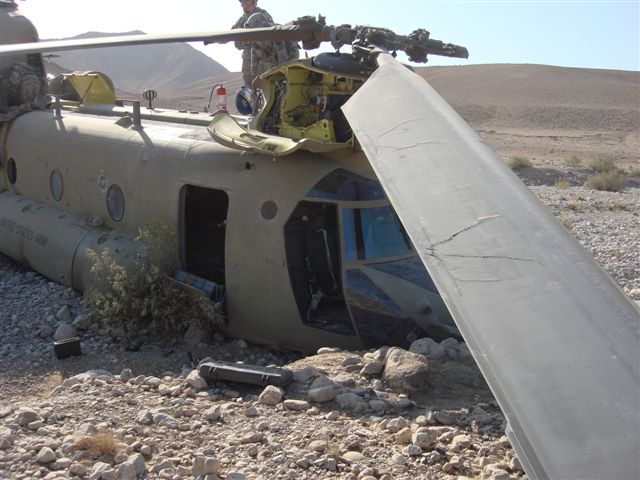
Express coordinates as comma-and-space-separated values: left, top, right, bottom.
342, 54, 639, 480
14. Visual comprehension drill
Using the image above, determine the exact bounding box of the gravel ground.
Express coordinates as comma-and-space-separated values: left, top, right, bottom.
0, 186, 638, 480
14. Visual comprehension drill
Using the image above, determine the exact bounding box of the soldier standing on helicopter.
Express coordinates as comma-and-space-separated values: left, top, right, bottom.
0, 62, 48, 122
232, 0, 297, 87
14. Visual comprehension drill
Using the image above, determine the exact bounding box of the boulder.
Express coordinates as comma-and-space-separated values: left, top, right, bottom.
383, 347, 429, 392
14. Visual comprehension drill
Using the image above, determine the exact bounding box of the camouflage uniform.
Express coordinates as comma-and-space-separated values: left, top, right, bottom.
0, 62, 47, 122
233, 7, 296, 86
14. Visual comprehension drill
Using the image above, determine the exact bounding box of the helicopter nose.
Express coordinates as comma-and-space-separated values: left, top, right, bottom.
419, 299, 433, 314
343, 257, 459, 348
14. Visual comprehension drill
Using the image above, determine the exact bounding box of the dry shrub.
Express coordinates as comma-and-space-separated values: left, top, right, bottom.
629, 167, 640, 178
564, 155, 582, 167
553, 178, 570, 189
587, 155, 619, 173
41, 373, 64, 394
506, 156, 531, 171
87, 224, 223, 336
75, 433, 120, 457
584, 171, 626, 192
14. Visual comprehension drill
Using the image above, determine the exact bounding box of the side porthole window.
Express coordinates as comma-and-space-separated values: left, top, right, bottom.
50, 169, 63, 201
107, 184, 125, 221
261, 200, 278, 220
8, 158, 17, 185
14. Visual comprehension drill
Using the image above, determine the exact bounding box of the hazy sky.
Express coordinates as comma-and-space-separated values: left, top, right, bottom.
17, 0, 640, 72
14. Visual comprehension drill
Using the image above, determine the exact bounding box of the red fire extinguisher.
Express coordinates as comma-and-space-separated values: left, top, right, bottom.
207, 83, 227, 112
215, 84, 227, 111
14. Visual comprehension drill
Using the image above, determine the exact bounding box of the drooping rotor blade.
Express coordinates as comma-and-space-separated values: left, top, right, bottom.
0, 21, 331, 58
343, 53, 640, 479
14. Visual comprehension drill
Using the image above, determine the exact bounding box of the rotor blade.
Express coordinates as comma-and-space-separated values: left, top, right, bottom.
0, 24, 330, 57
342, 53, 640, 480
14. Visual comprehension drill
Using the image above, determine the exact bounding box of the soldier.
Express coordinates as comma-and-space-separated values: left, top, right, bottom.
0, 62, 48, 122
232, 0, 297, 87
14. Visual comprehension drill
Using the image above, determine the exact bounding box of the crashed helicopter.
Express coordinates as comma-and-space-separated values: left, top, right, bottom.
1, 4, 639, 480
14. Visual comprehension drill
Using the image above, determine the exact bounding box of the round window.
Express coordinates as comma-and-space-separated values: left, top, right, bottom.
261, 200, 278, 220
50, 169, 63, 201
106, 184, 125, 221
7, 157, 17, 185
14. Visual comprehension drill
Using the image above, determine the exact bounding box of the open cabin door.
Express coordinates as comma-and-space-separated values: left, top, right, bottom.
177, 185, 228, 302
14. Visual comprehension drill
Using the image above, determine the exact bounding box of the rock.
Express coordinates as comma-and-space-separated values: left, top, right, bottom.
481, 465, 511, 480
409, 337, 445, 360
192, 456, 221, 476
119, 368, 133, 383
471, 406, 493, 425
152, 412, 179, 429
283, 399, 310, 411
335, 392, 363, 410
343, 451, 365, 462
0, 427, 15, 449
293, 366, 319, 383
403, 445, 422, 456
258, 385, 284, 406
307, 386, 336, 403
35, 446, 56, 464
137, 410, 153, 425
37, 324, 55, 339
412, 428, 438, 449
629, 288, 640, 300
204, 406, 222, 421
72, 312, 93, 330
53, 322, 76, 341
386, 417, 410, 433
55, 305, 73, 323
360, 360, 384, 375
185, 370, 208, 391
317, 347, 341, 354
395, 427, 412, 444
382, 347, 429, 392
451, 434, 472, 452
227, 473, 246, 480
69, 462, 87, 476
438, 362, 483, 387
128, 452, 146, 476
245, 406, 259, 417
117, 462, 137, 480
183, 323, 207, 345
15, 408, 40, 426
509, 456, 524, 472
89, 462, 111, 480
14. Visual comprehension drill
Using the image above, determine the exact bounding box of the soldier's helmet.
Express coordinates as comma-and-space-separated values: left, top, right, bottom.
236, 87, 254, 115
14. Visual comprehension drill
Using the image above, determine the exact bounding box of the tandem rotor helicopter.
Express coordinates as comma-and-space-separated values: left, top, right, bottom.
1, 2, 638, 479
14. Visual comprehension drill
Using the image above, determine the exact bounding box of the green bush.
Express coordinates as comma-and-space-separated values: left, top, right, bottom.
87, 224, 222, 336
507, 156, 532, 170
584, 171, 626, 192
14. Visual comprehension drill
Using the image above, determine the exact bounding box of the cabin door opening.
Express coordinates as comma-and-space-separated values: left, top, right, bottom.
180, 185, 228, 299
284, 201, 354, 336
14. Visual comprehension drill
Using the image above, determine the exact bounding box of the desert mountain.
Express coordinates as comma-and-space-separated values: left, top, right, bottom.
48, 31, 228, 94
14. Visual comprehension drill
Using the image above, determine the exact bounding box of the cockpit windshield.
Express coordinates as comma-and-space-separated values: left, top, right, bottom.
342, 206, 412, 261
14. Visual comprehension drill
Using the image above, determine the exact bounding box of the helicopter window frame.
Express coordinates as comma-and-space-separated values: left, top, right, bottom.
106, 184, 125, 222
50, 169, 63, 201
306, 168, 385, 202
7, 157, 17, 185
340, 204, 413, 262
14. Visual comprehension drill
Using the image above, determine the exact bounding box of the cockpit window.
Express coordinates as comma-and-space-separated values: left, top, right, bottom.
343, 206, 412, 261
307, 168, 385, 201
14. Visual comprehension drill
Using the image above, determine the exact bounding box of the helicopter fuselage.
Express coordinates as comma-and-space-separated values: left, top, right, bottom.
0, 104, 456, 352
